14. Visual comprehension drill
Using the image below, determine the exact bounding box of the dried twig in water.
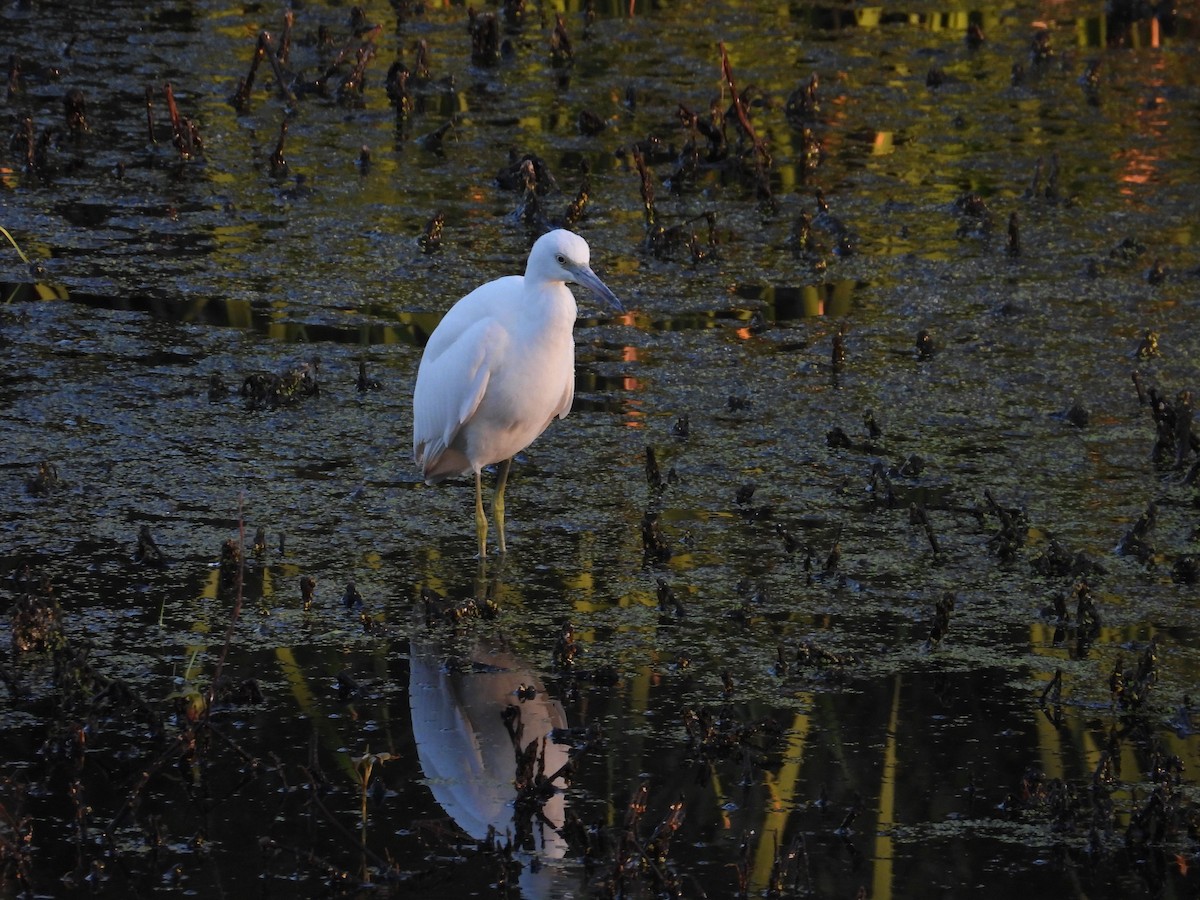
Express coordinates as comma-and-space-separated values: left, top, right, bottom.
718, 42, 771, 171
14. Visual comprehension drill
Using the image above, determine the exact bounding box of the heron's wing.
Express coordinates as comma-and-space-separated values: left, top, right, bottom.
412, 317, 502, 479
421, 276, 522, 366
553, 349, 574, 421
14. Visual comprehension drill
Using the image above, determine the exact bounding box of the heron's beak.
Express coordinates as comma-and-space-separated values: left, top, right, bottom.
571, 265, 624, 313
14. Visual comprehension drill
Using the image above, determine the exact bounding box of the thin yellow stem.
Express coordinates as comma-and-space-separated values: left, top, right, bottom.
0, 225, 31, 265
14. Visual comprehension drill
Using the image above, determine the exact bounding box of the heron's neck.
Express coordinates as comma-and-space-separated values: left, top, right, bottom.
526, 280, 578, 333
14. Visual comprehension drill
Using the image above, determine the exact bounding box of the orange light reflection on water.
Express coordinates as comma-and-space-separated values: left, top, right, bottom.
615, 312, 644, 426
1115, 49, 1168, 200
621, 341, 642, 397
622, 400, 645, 429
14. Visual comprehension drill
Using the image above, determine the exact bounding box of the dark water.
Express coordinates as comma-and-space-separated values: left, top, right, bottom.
3, 1, 1200, 897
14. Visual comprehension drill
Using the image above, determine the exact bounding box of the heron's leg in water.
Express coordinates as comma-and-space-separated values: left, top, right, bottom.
492, 458, 513, 555
474, 469, 488, 558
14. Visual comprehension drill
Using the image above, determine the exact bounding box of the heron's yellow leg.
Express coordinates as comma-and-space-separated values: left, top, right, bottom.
493, 458, 513, 555
474, 470, 488, 558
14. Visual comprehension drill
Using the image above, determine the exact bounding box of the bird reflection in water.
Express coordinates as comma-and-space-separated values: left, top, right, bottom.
409, 591, 573, 895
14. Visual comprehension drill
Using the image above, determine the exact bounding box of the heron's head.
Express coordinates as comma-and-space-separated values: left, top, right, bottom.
528, 229, 623, 312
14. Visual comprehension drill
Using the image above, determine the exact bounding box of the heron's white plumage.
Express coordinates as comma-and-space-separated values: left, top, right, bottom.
413, 274, 575, 482
411, 229, 621, 555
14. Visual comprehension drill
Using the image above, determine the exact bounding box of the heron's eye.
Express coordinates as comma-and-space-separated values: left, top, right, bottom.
556, 254, 566, 265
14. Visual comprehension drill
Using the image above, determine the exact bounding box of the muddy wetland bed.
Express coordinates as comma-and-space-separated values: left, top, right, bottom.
3, 0, 1200, 897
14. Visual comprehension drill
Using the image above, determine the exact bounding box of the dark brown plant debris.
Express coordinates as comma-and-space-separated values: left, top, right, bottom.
25, 460, 60, 496
577, 108, 605, 136
469, 9, 502, 67
163, 82, 203, 161
983, 489, 1029, 560
656, 578, 685, 619
910, 504, 941, 556
240, 359, 320, 409
785, 72, 820, 127
718, 42, 772, 204
1031, 537, 1105, 577
63, 88, 89, 138
270, 118, 289, 177
552, 621, 579, 670
1007, 211, 1021, 256
1115, 500, 1158, 562
10, 578, 65, 654
420, 584, 498, 624
1143, 385, 1199, 469
355, 359, 381, 392
420, 211, 445, 253
641, 511, 672, 563
133, 525, 166, 567
300, 574, 317, 610
683, 706, 781, 766
549, 13, 573, 67
927, 592, 954, 646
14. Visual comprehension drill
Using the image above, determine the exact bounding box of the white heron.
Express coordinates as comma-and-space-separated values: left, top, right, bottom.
412, 229, 623, 557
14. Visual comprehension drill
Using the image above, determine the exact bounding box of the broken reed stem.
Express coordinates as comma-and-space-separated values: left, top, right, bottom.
277, 10, 294, 65
163, 82, 182, 135
231, 33, 268, 111
258, 31, 297, 103
718, 42, 771, 170
330, 24, 381, 71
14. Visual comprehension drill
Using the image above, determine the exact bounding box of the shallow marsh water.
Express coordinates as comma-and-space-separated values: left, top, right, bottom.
2, 1, 1200, 897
